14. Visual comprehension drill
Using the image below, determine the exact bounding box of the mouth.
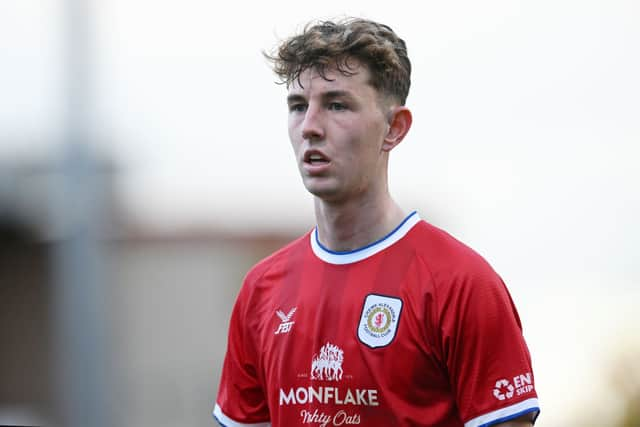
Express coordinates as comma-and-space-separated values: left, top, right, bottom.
303, 150, 330, 166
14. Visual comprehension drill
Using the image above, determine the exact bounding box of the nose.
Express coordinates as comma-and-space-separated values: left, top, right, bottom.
301, 105, 324, 141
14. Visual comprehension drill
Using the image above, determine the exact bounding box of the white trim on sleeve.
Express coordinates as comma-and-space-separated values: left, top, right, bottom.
213, 404, 271, 427
464, 398, 540, 427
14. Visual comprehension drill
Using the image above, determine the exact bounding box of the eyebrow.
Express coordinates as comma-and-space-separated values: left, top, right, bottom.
286, 94, 306, 105
287, 90, 356, 105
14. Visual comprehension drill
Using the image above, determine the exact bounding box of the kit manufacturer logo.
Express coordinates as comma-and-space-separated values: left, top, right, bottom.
274, 307, 297, 335
357, 294, 403, 348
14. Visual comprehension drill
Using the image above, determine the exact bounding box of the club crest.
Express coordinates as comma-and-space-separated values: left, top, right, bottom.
357, 294, 402, 348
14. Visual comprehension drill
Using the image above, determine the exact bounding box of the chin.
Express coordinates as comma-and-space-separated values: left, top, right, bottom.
302, 175, 355, 203
304, 183, 339, 200
305, 185, 334, 198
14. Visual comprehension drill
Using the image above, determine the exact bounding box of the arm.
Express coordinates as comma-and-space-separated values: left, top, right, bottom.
434, 252, 540, 427
494, 413, 535, 427
214, 279, 270, 425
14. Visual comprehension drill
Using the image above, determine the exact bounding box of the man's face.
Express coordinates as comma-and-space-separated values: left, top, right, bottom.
287, 62, 391, 204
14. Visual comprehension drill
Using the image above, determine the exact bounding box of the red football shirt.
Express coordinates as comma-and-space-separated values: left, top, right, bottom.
214, 212, 539, 426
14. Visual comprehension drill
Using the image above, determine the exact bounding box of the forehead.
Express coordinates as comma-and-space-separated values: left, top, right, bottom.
287, 63, 374, 96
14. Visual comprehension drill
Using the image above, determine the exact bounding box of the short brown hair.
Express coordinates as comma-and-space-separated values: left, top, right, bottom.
265, 18, 411, 105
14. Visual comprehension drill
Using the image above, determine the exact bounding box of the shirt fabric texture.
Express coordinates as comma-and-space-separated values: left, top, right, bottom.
214, 212, 540, 427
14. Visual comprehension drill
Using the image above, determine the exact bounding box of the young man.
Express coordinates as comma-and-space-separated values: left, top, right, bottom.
214, 18, 540, 427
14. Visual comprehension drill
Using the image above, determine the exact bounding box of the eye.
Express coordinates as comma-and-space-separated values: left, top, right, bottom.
328, 102, 346, 111
288, 103, 307, 113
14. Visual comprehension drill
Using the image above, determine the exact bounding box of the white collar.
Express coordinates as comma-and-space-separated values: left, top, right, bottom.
310, 211, 421, 265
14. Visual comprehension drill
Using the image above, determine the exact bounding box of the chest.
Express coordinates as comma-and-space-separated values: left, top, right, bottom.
254, 260, 449, 414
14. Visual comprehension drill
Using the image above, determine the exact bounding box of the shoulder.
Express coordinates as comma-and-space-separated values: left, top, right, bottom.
404, 220, 512, 312
408, 220, 497, 276
230, 231, 311, 327
242, 231, 311, 288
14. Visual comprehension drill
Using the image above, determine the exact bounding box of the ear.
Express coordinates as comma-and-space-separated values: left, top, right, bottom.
382, 106, 412, 152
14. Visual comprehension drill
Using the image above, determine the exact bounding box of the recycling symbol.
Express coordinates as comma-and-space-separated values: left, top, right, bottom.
493, 379, 515, 401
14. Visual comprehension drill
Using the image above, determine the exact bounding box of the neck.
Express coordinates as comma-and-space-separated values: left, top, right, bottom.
313, 192, 406, 252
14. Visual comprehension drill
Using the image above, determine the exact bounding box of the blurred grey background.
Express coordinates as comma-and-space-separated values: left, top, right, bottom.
1, 1, 639, 426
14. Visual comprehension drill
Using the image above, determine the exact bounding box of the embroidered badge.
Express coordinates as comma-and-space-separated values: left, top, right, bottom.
357, 294, 402, 348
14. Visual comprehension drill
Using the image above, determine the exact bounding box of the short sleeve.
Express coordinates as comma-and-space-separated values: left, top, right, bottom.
437, 262, 540, 427
214, 280, 271, 427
